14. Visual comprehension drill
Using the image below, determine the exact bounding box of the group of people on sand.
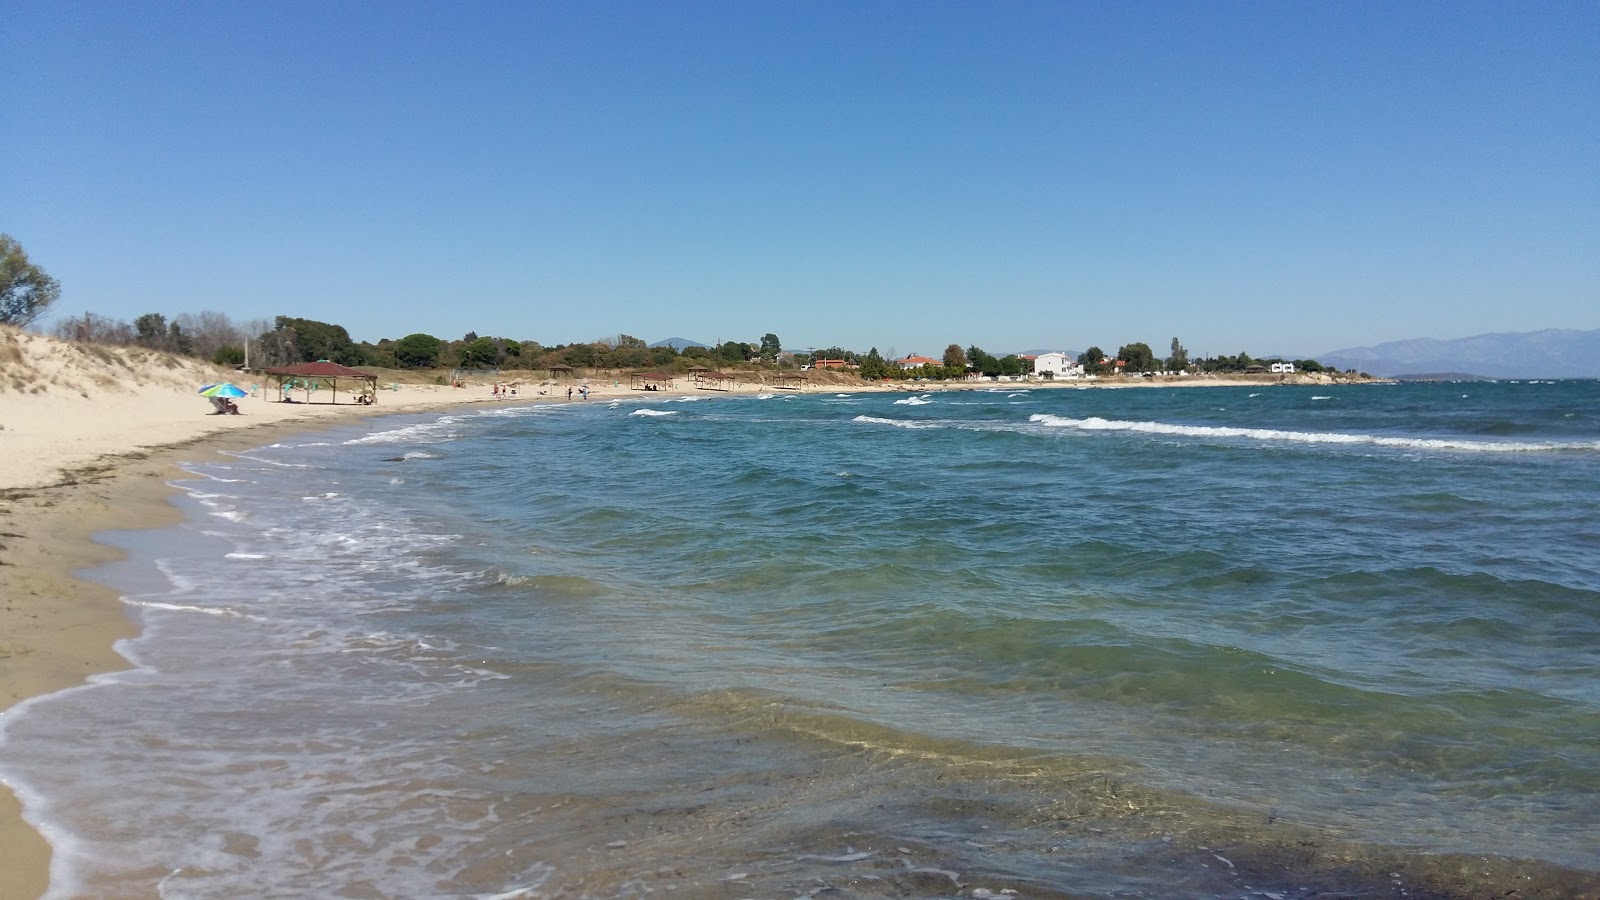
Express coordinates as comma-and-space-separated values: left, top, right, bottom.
491, 383, 518, 400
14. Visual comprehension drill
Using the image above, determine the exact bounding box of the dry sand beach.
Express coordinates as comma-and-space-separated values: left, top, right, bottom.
0, 327, 1346, 897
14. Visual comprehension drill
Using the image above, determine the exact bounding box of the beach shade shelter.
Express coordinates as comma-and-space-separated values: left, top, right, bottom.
772, 373, 807, 391
265, 361, 378, 405
697, 371, 735, 391
547, 365, 575, 379
630, 372, 674, 391
685, 365, 711, 383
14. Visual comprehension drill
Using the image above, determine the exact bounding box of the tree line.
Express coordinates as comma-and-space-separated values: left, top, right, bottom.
6, 235, 1338, 378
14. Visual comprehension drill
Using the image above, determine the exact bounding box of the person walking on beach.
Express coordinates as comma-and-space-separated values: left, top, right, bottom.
566, 386, 573, 401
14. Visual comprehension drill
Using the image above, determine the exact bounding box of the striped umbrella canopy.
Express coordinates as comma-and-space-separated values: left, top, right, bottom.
198, 382, 248, 399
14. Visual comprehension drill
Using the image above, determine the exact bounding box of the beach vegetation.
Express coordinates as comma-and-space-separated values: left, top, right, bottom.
857, 347, 892, 379
717, 340, 753, 362
1117, 342, 1156, 373
559, 342, 603, 367
1080, 346, 1107, 375
0, 235, 61, 327
259, 316, 362, 367
459, 337, 501, 369
1199, 352, 1257, 373
1167, 337, 1189, 371
393, 333, 444, 368
31, 295, 1346, 386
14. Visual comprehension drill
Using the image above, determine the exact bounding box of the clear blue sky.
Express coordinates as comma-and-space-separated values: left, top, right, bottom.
5, 1, 1597, 358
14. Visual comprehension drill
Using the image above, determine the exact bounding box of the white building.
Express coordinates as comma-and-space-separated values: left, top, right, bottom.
1269, 362, 1296, 374
1033, 351, 1084, 379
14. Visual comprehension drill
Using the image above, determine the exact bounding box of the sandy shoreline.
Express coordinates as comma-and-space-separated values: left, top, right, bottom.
0, 332, 1347, 897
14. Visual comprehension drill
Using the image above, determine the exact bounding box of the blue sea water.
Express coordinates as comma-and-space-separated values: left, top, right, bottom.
2, 381, 1598, 898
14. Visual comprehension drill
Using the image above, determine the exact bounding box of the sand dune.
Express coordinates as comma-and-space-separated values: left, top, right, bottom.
0, 327, 509, 491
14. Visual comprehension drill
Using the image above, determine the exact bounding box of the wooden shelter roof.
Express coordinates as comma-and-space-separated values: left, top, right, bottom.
265, 361, 374, 378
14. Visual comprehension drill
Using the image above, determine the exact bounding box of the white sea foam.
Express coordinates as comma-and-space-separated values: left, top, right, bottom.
1312, 395, 1333, 400
125, 599, 270, 622
631, 408, 678, 417
893, 395, 934, 405
852, 415, 940, 430
217, 451, 313, 468
344, 419, 464, 445
1027, 413, 1599, 453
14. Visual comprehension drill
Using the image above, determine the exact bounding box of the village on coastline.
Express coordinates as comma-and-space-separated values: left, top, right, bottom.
40, 308, 1371, 393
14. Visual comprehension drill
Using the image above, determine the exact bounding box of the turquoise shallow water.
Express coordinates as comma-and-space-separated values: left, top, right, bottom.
2, 381, 1598, 898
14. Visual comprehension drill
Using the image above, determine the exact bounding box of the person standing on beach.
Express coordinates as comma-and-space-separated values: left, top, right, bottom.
566, 386, 573, 401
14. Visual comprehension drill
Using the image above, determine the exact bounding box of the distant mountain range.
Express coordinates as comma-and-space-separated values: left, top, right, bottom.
649, 337, 709, 351
1319, 328, 1600, 379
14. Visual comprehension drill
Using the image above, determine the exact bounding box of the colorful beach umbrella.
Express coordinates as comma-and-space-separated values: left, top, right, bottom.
198, 382, 248, 399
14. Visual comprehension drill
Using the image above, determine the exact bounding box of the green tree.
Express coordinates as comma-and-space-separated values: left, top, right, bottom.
213, 345, 245, 366
1167, 337, 1189, 372
1117, 342, 1155, 373
717, 341, 751, 362
1079, 346, 1106, 375
0, 235, 61, 326
266, 316, 359, 365
965, 345, 1000, 376
134, 313, 168, 346
859, 346, 887, 378
168, 321, 194, 355
998, 354, 1025, 377
760, 332, 781, 361
943, 344, 967, 370
459, 337, 500, 368
393, 333, 443, 368
562, 343, 600, 367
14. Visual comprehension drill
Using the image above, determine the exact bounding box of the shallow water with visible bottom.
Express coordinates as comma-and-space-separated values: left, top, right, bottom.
3, 381, 1598, 898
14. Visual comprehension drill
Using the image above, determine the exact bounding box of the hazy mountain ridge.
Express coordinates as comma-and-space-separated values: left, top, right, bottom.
1321, 328, 1600, 379
649, 337, 709, 351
